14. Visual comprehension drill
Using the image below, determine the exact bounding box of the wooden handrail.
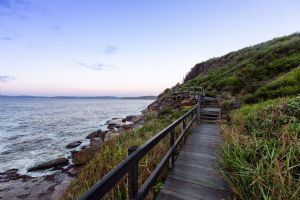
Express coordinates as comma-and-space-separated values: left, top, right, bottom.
79, 98, 202, 200
172, 86, 205, 99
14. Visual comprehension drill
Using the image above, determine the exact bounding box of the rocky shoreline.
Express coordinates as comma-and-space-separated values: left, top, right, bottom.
0, 114, 144, 200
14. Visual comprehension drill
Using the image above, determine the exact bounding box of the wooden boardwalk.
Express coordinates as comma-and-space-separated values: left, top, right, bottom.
156, 113, 230, 199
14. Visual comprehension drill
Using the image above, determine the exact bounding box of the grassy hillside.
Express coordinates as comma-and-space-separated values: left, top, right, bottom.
184, 33, 300, 103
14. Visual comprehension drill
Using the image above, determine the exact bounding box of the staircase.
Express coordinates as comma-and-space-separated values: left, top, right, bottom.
200, 97, 221, 122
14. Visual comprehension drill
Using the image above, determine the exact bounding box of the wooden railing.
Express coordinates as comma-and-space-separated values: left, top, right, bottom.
79, 96, 203, 200
172, 86, 205, 99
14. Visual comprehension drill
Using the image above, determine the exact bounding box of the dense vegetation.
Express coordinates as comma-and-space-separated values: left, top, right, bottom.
221, 97, 300, 199
184, 33, 300, 103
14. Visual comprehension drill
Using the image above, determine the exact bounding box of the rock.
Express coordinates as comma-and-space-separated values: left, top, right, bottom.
0, 169, 31, 182
86, 130, 102, 139
28, 157, 69, 172
65, 166, 81, 177
0, 172, 73, 200
90, 137, 103, 150
107, 118, 133, 130
66, 141, 82, 149
122, 123, 133, 130
72, 148, 94, 165
104, 132, 120, 142
125, 115, 137, 121
230, 101, 242, 109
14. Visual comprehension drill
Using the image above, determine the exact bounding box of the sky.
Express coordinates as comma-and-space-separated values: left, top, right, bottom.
0, 0, 299, 96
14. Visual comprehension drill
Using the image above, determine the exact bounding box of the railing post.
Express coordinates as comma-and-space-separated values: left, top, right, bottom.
193, 85, 195, 99
169, 129, 175, 169
197, 95, 201, 123
128, 146, 139, 199
182, 118, 186, 144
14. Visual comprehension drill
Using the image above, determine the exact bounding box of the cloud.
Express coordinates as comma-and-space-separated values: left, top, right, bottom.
77, 62, 115, 71
0, 0, 30, 18
0, 36, 15, 41
102, 46, 118, 55
0, 0, 29, 10
52, 25, 62, 31
0, 75, 15, 82
0, 0, 11, 8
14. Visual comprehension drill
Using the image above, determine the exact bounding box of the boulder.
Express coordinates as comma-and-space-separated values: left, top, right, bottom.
66, 141, 82, 149
122, 123, 133, 130
107, 118, 123, 128
104, 132, 120, 142
125, 115, 137, 122
230, 101, 242, 109
107, 118, 133, 130
86, 130, 102, 139
90, 137, 103, 150
28, 157, 69, 172
72, 148, 94, 165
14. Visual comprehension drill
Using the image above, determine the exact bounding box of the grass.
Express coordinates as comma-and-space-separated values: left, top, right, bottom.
61, 105, 192, 200
220, 96, 300, 199
243, 67, 300, 103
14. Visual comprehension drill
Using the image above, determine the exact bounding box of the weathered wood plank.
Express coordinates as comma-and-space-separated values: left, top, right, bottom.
156, 188, 200, 200
161, 177, 230, 200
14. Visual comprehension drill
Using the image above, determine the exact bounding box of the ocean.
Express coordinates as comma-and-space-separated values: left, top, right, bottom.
0, 97, 153, 175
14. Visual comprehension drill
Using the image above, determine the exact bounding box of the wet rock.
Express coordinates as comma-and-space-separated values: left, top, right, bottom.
28, 157, 69, 172
66, 141, 82, 149
86, 130, 102, 139
72, 148, 94, 165
0, 169, 31, 182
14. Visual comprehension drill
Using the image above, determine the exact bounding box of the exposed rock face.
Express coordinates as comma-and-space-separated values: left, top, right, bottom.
66, 141, 82, 149
28, 158, 69, 172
